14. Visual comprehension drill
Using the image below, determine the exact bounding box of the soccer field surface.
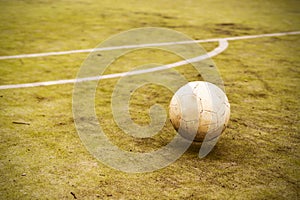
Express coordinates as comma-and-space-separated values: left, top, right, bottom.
0, 0, 299, 199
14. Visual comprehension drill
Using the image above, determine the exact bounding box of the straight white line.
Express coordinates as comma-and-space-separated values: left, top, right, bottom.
0, 31, 299, 60
0, 40, 228, 90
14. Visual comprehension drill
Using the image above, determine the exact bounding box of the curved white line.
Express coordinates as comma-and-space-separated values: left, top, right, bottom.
0, 40, 228, 90
0, 31, 299, 60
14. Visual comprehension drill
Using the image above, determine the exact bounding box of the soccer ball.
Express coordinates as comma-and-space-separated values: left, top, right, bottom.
169, 81, 230, 141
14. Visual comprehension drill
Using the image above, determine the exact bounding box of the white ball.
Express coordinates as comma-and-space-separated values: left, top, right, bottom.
169, 81, 230, 141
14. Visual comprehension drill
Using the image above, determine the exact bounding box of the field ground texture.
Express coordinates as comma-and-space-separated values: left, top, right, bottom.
0, 0, 299, 199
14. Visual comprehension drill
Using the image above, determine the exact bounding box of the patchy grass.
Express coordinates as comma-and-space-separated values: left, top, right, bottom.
0, 0, 299, 199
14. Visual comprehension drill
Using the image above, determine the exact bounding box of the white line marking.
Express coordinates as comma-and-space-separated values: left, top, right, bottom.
1, 30, 299, 90
0, 31, 299, 60
0, 40, 228, 90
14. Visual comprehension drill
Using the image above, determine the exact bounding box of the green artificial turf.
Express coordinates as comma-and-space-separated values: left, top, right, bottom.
0, 0, 299, 199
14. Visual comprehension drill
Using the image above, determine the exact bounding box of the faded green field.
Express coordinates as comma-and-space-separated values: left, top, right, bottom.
0, 0, 299, 199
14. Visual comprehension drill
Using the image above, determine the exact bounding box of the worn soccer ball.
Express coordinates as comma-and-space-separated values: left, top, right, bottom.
169, 81, 230, 141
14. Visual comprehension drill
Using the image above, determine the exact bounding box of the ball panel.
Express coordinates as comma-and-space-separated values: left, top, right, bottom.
180, 94, 202, 122
179, 119, 199, 141
169, 95, 182, 131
